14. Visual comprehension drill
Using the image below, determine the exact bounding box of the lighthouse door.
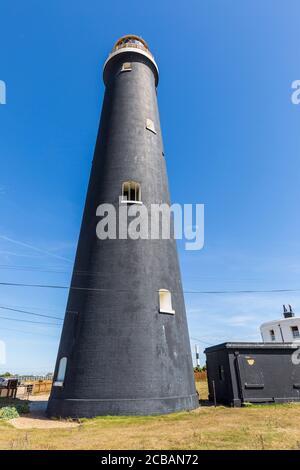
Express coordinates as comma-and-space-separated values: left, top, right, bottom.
235, 354, 270, 404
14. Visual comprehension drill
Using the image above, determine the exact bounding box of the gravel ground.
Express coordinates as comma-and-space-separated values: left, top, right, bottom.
9, 394, 79, 429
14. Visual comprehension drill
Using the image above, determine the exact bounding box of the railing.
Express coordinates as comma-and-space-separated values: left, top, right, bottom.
113, 42, 154, 59
17, 375, 53, 381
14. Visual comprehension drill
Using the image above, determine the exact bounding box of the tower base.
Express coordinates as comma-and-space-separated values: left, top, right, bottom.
47, 394, 199, 418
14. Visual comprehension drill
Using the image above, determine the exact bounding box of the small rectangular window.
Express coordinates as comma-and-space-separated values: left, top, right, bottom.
121, 181, 141, 203
270, 329, 276, 341
146, 118, 156, 134
291, 326, 300, 338
159, 289, 175, 315
218, 365, 225, 381
121, 62, 132, 72
54, 357, 67, 387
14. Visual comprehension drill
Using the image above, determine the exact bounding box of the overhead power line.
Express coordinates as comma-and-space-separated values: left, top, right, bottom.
0, 263, 278, 283
0, 326, 60, 338
190, 336, 214, 346
0, 305, 64, 321
184, 288, 300, 294
0, 235, 72, 263
0, 315, 61, 326
0, 263, 104, 277
0, 281, 74, 290
0, 264, 282, 283
0, 280, 300, 295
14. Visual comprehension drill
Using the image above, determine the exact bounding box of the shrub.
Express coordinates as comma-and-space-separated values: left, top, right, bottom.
0, 402, 29, 420
0, 406, 20, 420
15, 403, 30, 414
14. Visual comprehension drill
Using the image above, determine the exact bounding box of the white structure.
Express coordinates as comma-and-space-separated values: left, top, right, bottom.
260, 305, 300, 343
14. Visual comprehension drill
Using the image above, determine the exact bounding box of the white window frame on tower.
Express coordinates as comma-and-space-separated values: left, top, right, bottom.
159, 289, 175, 315
146, 118, 156, 134
120, 62, 132, 72
121, 181, 142, 204
53, 357, 67, 387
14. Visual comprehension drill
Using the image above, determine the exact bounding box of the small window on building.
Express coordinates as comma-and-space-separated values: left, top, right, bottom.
121, 181, 141, 203
291, 326, 300, 338
54, 357, 67, 387
159, 289, 175, 315
121, 62, 132, 72
218, 365, 225, 381
146, 118, 156, 134
270, 329, 276, 341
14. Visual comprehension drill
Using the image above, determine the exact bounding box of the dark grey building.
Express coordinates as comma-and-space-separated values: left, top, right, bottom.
47, 35, 198, 418
205, 342, 300, 406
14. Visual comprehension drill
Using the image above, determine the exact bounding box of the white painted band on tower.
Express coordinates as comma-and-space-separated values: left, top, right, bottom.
103, 46, 159, 77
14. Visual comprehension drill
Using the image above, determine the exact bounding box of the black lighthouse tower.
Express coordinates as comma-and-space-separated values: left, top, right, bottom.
47, 35, 198, 417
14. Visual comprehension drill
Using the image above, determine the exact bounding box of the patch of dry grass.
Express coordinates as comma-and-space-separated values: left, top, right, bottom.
1, 380, 300, 450
195, 379, 209, 400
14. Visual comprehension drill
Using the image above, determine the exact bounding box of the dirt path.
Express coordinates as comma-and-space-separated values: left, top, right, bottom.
9, 394, 79, 429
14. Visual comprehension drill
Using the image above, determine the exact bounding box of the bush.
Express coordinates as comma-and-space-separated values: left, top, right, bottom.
0, 406, 20, 420
15, 403, 30, 414
0, 402, 29, 420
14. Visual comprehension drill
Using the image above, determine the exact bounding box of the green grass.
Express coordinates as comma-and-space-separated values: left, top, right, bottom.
1, 381, 300, 449
2, 401, 300, 450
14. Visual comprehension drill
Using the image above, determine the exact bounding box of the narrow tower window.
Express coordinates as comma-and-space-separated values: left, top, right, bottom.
54, 357, 67, 387
269, 329, 276, 341
159, 289, 175, 315
121, 181, 141, 203
120, 62, 132, 72
146, 118, 156, 134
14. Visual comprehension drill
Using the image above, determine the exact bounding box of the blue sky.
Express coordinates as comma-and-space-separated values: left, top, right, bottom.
0, 1, 300, 373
